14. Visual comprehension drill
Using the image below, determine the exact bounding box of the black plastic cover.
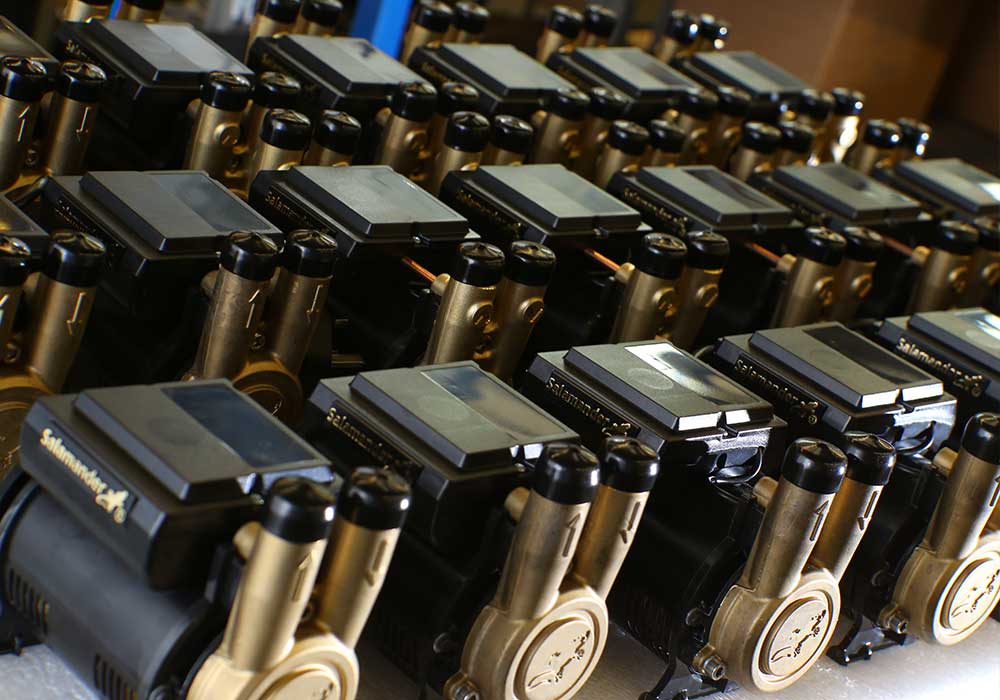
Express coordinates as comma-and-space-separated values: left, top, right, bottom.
570, 47, 699, 100
687, 51, 810, 115
0, 194, 49, 255
773, 163, 923, 223
906, 309, 1000, 376
894, 158, 1000, 218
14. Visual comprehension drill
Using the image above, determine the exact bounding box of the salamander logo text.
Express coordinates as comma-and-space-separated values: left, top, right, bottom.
40, 428, 130, 524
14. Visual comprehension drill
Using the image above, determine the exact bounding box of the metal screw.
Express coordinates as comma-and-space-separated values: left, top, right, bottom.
882, 610, 908, 635
451, 681, 481, 700
3, 342, 20, 364
699, 654, 727, 682
250, 331, 266, 350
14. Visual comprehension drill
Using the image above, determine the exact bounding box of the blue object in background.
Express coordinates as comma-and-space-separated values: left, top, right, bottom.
351, 0, 414, 58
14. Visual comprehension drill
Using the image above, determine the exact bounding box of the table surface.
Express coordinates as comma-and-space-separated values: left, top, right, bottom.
3, 619, 1000, 700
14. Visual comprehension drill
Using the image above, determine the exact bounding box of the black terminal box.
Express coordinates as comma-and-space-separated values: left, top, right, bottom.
546, 46, 700, 124
874, 308, 1000, 442
679, 50, 811, 121
0, 14, 58, 75
55, 20, 253, 169
876, 157, 1000, 222
0, 194, 49, 260
18, 380, 331, 588
409, 43, 576, 118
712, 323, 955, 452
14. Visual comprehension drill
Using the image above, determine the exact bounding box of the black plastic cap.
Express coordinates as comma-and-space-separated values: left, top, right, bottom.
281, 229, 337, 277
684, 230, 729, 269
390, 80, 437, 121
897, 117, 932, 150
697, 13, 729, 41
583, 4, 617, 38
413, 0, 454, 32
960, 413, 1000, 464
438, 82, 480, 116
600, 436, 659, 493
301, 0, 343, 26
677, 87, 718, 121
337, 467, 411, 530
253, 72, 302, 108
548, 87, 590, 120
125, 0, 165, 9
648, 118, 685, 153
56, 62, 106, 103
314, 110, 362, 154
260, 108, 311, 150
534, 443, 600, 505
491, 114, 533, 154
547, 5, 583, 38
258, 0, 300, 23
504, 240, 556, 286
831, 87, 865, 116
44, 231, 106, 287
740, 121, 781, 154
973, 217, 1000, 252
664, 9, 699, 44
263, 477, 337, 543
201, 72, 252, 112
0, 236, 31, 287
0, 57, 47, 102
221, 231, 280, 281
842, 227, 884, 262
798, 226, 847, 265
452, 241, 505, 286
444, 110, 490, 151
797, 89, 834, 121
777, 120, 815, 154
934, 220, 979, 255
606, 120, 649, 156
841, 432, 896, 486
588, 86, 628, 120
862, 119, 902, 148
454, 1, 489, 33
781, 438, 847, 495
635, 232, 686, 279
716, 85, 750, 117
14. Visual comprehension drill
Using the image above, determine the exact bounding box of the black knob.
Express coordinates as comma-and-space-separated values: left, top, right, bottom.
547, 5, 583, 39
583, 4, 617, 38
444, 110, 490, 151
44, 231, 106, 287
413, 0, 454, 32
314, 110, 362, 155
798, 226, 846, 266
842, 226, 883, 262
0, 57, 48, 102
258, 0, 300, 22
635, 232, 686, 280
831, 87, 865, 116
504, 240, 556, 286
588, 86, 628, 121
260, 108, 312, 150
676, 87, 718, 121
281, 229, 338, 278
797, 89, 834, 121
0, 236, 31, 287
534, 443, 600, 505
648, 118, 685, 153
961, 413, 1000, 465
491, 115, 534, 155
452, 241, 505, 286
253, 72, 302, 109
933, 220, 979, 256
264, 477, 337, 543
607, 120, 649, 156
300, 0, 343, 27
548, 87, 590, 121
125, 0, 164, 9
862, 119, 902, 148
221, 231, 280, 281
897, 117, 932, 151
454, 1, 489, 34
600, 436, 659, 493
56, 62, 106, 103
437, 82, 480, 116
973, 217, 1000, 252
740, 121, 782, 154
781, 438, 847, 495
336, 467, 411, 530
201, 71, 252, 112
390, 80, 437, 121
697, 13, 729, 43
684, 230, 729, 270
841, 432, 896, 486
664, 9, 699, 44
777, 120, 815, 154
716, 85, 750, 118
